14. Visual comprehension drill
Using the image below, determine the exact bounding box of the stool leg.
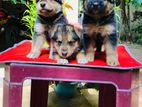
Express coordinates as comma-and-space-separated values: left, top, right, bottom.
30, 80, 49, 107
116, 87, 139, 107
99, 84, 140, 107
3, 80, 23, 107
99, 84, 116, 107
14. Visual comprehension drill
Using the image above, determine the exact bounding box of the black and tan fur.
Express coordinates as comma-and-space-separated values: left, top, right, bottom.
82, 0, 119, 66
27, 0, 67, 58
50, 24, 87, 64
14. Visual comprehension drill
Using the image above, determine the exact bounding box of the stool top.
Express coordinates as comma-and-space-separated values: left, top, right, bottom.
0, 40, 142, 70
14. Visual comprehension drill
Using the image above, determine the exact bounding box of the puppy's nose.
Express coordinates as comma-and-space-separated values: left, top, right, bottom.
62, 52, 67, 57
93, 2, 99, 7
40, 3, 46, 8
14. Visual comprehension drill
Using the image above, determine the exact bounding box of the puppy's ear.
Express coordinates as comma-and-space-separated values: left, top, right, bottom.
73, 27, 82, 39
49, 25, 59, 39
69, 23, 83, 38
55, 0, 63, 4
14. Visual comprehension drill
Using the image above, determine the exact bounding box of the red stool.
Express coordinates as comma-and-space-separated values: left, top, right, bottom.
3, 63, 140, 107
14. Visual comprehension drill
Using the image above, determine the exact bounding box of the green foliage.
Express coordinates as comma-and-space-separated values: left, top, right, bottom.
125, 0, 142, 5
78, 0, 84, 17
130, 0, 142, 44
131, 17, 142, 44
11, 0, 26, 4
131, 0, 142, 4
114, 6, 122, 34
10, 0, 36, 36
131, 0, 142, 7
137, 35, 142, 44
21, 0, 36, 36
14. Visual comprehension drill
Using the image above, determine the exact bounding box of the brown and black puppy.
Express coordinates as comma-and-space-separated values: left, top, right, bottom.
27, 0, 67, 58
82, 0, 119, 66
49, 24, 87, 64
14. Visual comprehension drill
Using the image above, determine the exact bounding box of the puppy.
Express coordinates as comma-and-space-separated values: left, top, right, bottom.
82, 0, 119, 66
49, 24, 87, 64
27, 0, 67, 58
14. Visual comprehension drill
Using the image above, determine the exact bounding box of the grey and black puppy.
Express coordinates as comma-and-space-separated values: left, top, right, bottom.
49, 24, 87, 64
82, 0, 119, 66
27, 0, 67, 58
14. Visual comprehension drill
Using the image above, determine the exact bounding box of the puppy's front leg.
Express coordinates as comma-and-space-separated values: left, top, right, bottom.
86, 43, 95, 62
49, 41, 54, 59
76, 50, 88, 64
104, 38, 119, 66
27, 34, 45, 58
82, 31, 95, 62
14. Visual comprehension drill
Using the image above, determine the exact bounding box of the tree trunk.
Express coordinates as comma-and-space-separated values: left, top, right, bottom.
120, 0, 130, 42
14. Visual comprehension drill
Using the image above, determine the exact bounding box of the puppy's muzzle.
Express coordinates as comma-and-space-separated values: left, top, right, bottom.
40, 3, 46, 8
92, 2, 99, 7
39, 2, 53, 12
62, 52, 68, 57
89, 1, 103, 9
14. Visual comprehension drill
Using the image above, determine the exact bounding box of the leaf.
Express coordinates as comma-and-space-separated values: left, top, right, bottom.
63, 7, 67, 16
12, 0, 17, 4
63, 2, 73, 10
63, 2, 73, 16
21, 0, 26, 4
125, 0, 129, 3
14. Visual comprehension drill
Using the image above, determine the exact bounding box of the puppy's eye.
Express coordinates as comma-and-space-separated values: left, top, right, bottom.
68, 41, 75, 46
56, 41, 62, 46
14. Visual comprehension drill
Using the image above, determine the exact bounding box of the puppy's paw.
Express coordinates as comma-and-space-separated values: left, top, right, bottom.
57, 59, 69, 64
106, 55, 119, 66
27, 51, 41, 59
77, 57, 88, 64
86, 53, 94, 62
88, 57, 94, 62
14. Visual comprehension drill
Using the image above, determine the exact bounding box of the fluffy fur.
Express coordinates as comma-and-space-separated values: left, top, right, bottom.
50, 24, 87, 64
82, 0, 119, 66
27, 0, 67, 58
